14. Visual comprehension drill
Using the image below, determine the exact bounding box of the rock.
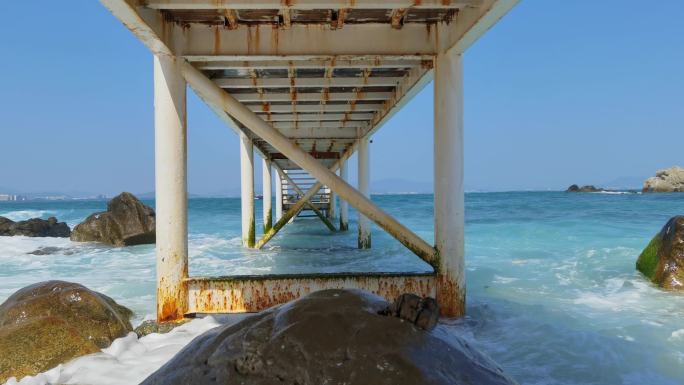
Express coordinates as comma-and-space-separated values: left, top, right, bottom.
636, 216, 684, 290
71, 192, 156, 246
0, 281, 134, 382
643, 166, 684, 192
27, 246, 73, 255
142, 289, 517, 385
0, 216, 70, 237
135, 319, 189, 337
566, 184, 605, 192
382, 293, 440, 331
0, 217, 13, 234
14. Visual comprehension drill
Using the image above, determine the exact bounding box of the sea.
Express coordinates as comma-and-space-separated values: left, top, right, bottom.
1, 192, 683, 385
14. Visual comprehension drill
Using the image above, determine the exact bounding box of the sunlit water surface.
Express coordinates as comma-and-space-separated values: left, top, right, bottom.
1, 192, 683, 385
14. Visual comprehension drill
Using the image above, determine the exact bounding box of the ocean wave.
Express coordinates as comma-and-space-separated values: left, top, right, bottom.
596, 191, 640, 195
0, 210, 53, 221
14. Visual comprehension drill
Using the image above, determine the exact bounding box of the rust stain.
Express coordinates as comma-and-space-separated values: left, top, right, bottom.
213, 26, 220, 55
436, 273, 465, 318
271, 25, 279, 53
186, 275, 435, 314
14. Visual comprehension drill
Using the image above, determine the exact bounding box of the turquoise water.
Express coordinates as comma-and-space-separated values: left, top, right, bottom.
1, 192, 683, 385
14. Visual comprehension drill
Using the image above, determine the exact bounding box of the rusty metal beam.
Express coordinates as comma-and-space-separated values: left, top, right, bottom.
145, 0, 482, 10
247, 102, 384, 114
185, 272, 436, 314
216, 76, 402, 89
233, 91, 393, 103
190, 56, 427, 70
271, 151, 339, 160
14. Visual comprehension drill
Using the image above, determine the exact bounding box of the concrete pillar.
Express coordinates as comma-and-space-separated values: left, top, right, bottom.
240, 132, 255, 248
328, 186, 337, 220
434, 49, 465, 317
357, 137, 371, 248
262, 158, 273, 233
275, 171, 283, 221
339, 160, 349, 231
154, 54, 188, 322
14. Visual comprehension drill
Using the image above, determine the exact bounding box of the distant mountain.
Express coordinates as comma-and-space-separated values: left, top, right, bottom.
601, 176, 646, 190
371, 179, 433, 194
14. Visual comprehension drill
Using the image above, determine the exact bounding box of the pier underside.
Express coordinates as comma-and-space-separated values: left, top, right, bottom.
100, 0, 518, 321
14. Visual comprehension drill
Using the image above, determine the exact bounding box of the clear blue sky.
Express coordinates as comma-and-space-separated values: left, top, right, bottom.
0, 1, 682, 195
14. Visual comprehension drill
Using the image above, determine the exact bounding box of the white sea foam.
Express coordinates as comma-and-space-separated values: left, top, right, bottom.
0, 210, 52, 221
669, 329, 684, 341
492, 275, 519, 284
3, 316, 226, 385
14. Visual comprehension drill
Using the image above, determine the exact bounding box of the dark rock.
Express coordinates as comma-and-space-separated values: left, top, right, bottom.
71, 192, 156, 246
566, 184, 605, 193
27, 246, 71, 255
135, 319, 189, 337
383, 293, 440, 331
0, 281, 133, 383
142, 289, 517, 385
0, 216, 70, 237
636, 216, 684, 290
0, 217, 13, 235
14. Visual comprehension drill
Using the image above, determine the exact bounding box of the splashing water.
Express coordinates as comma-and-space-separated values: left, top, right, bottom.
1, 192, 683, 384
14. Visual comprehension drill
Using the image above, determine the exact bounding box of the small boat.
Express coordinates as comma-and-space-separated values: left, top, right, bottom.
255, 195, 263, 200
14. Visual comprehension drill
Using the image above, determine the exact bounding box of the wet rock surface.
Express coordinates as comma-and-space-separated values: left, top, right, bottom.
0, 281, 133, 382
0, 216, 70, 237
27, 246, 75, 255
566, 184, 605, 193
643, 166, 684, 192
381, 293, 440, 331
70, 192, 156, 246
142, 289, 517, 385
135, 319, 189, 337
637, 216, 684, 290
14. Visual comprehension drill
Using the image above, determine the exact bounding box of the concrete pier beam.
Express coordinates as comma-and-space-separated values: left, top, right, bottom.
154, 54, 188, 322
357, 137, 371, 249
275, 171, 283, 221
339, 160, 349, 231
434, 49, 465, 317
328, 186, 337, 220
240, 132, 255, 248
262, 158, 273, 233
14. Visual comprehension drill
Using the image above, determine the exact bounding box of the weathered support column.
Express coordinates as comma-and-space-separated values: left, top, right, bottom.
434, 49, 465, 317
240, 132, 255, 248
262, 158, 273, 233
328, 185, 337, 220
183, 62, 436, 264
357, 137, 371, 249
275, 171, 283, 221
154, 54, 188, 322
339, 160, 349, 231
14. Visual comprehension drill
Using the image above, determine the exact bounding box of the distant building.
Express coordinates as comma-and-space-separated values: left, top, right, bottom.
0, 194, 26, 201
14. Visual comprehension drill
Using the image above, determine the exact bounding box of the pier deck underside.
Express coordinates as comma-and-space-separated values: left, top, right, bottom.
100, 0, 518, 320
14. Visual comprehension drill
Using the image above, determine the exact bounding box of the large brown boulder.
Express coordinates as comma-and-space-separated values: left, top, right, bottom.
142, 289, 517, 385
0, 216, 70, 237
0, 281, 133, 383
71, 192, 155, 246
636, 216, 684, 290
643, 166, 684, 192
